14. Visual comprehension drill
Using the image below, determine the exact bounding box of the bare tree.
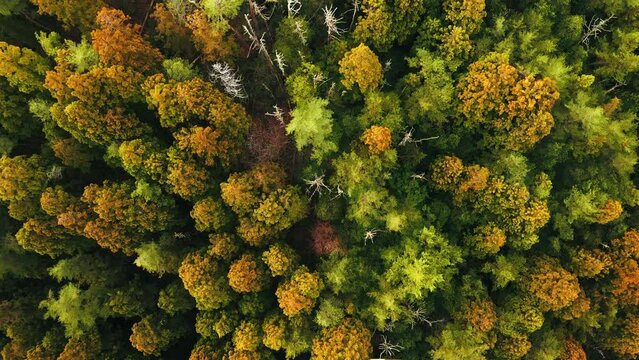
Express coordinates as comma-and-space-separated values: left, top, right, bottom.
303, 174, 332, 199
582, 15, 615, 50
323, 5, 345, 40
378, 335, 404, 358
210, 62, 246, 99
399, 128, 439, 146
364, 229, 383, 245
406, 304, 445, 329
266, 105, 286, 125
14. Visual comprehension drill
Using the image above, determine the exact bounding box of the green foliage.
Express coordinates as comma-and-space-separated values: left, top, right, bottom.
201, 0, 244, 20
1, 2, 639, 359
286, 97, 337, 162
404, 49, 455, 126
163, 58, 197, 81
367, 227, 462, 328
40, 284, 111, 337
65, 38, 98, 72
430, 323, 491, 360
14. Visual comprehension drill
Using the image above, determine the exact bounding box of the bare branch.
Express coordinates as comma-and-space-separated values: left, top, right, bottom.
323, 5, 345, 40
275, 50, 287, 75
605, 79, 626, 94
364, 229, 382, 245
287, 0, 302, 17
399, 128, 439, 146
378, 335, 404, 358
209, 62, 246, 98
582, 15, 615, 50
266, 105, 286, 125
294, 20, 308, 45
303, 174, 331, 199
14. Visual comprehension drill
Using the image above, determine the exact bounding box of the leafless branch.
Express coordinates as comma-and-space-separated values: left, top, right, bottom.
323, 5, 345, 40
266, 105, 286, 125
378, 335, 404, 358
287, 0, 302, 17
209, 62, 246, 98
582, 15, 615, 50
399, 128, 439, 146
304, 174, 331, 199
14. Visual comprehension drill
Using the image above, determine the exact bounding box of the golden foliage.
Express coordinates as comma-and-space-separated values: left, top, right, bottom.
262, 314, 286, 351
608, 315, 639, 358
339, 44, 383, 92
361, 126, 392, 154
495, 334, 531, 360
556, 288, 590, 320
233, 320, 261, 352
458, 54, 560, 150
461, 299, 497, 332
179, 248, 233, 310
430, 155, 464, 191
186, 10, 236, 61
0, 41, 49, 93
311, 318, 372, 360
0, 155, 47, 202
595, 199, 623, 224
469, 224, 506, 256
276, 268, 323, 317
560, 338, 586, 360
444, 0, 486, 33
228, 254, 269, 293
30, 0, 104, 32
209, 233, 241, 261
527, 257, 581, 312
152, 3, 194, 55
262, 243, 298, 277
92, 8, 163, 73
611, 259, 639, 305
570, 248, 612, 278
191, 197, 230, 232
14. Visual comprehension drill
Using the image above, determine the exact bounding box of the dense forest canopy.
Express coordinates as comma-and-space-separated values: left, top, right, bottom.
0, 0, 639, 359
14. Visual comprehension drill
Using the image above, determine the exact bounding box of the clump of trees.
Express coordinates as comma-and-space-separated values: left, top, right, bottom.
1, 0, 639, 359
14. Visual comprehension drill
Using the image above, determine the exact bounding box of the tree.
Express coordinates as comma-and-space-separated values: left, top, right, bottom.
275, 267, 323, 317
30, 0, 105, 33
92, 8, 163, 73
228, 254, 270, 293
457, 53, 560, 151
221, 163, 308, 246
262, 243, 299, 277
339, 44, 383, 92
186, 9, 236, 62
0, 41, 49, 93
178, 247, 233, 310
525, 257, 581, 312
361, 125, 392, 155
129, 314, 187, 356
40, 284, 111, 337
310, 221, 345, 256
0, 155, 47, 203
354, 0, 427, 51
403, 49, 455, 125
286, 97, 338, 162
311, 318, 372, 360
430, 323, 491, 360
367, 227, 462, 328
191, 197, 231, 232
152, 4, 195, 56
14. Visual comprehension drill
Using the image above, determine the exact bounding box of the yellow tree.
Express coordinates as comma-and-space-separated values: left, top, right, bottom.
458, 53, 560, 151
339, 44, 383, 92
